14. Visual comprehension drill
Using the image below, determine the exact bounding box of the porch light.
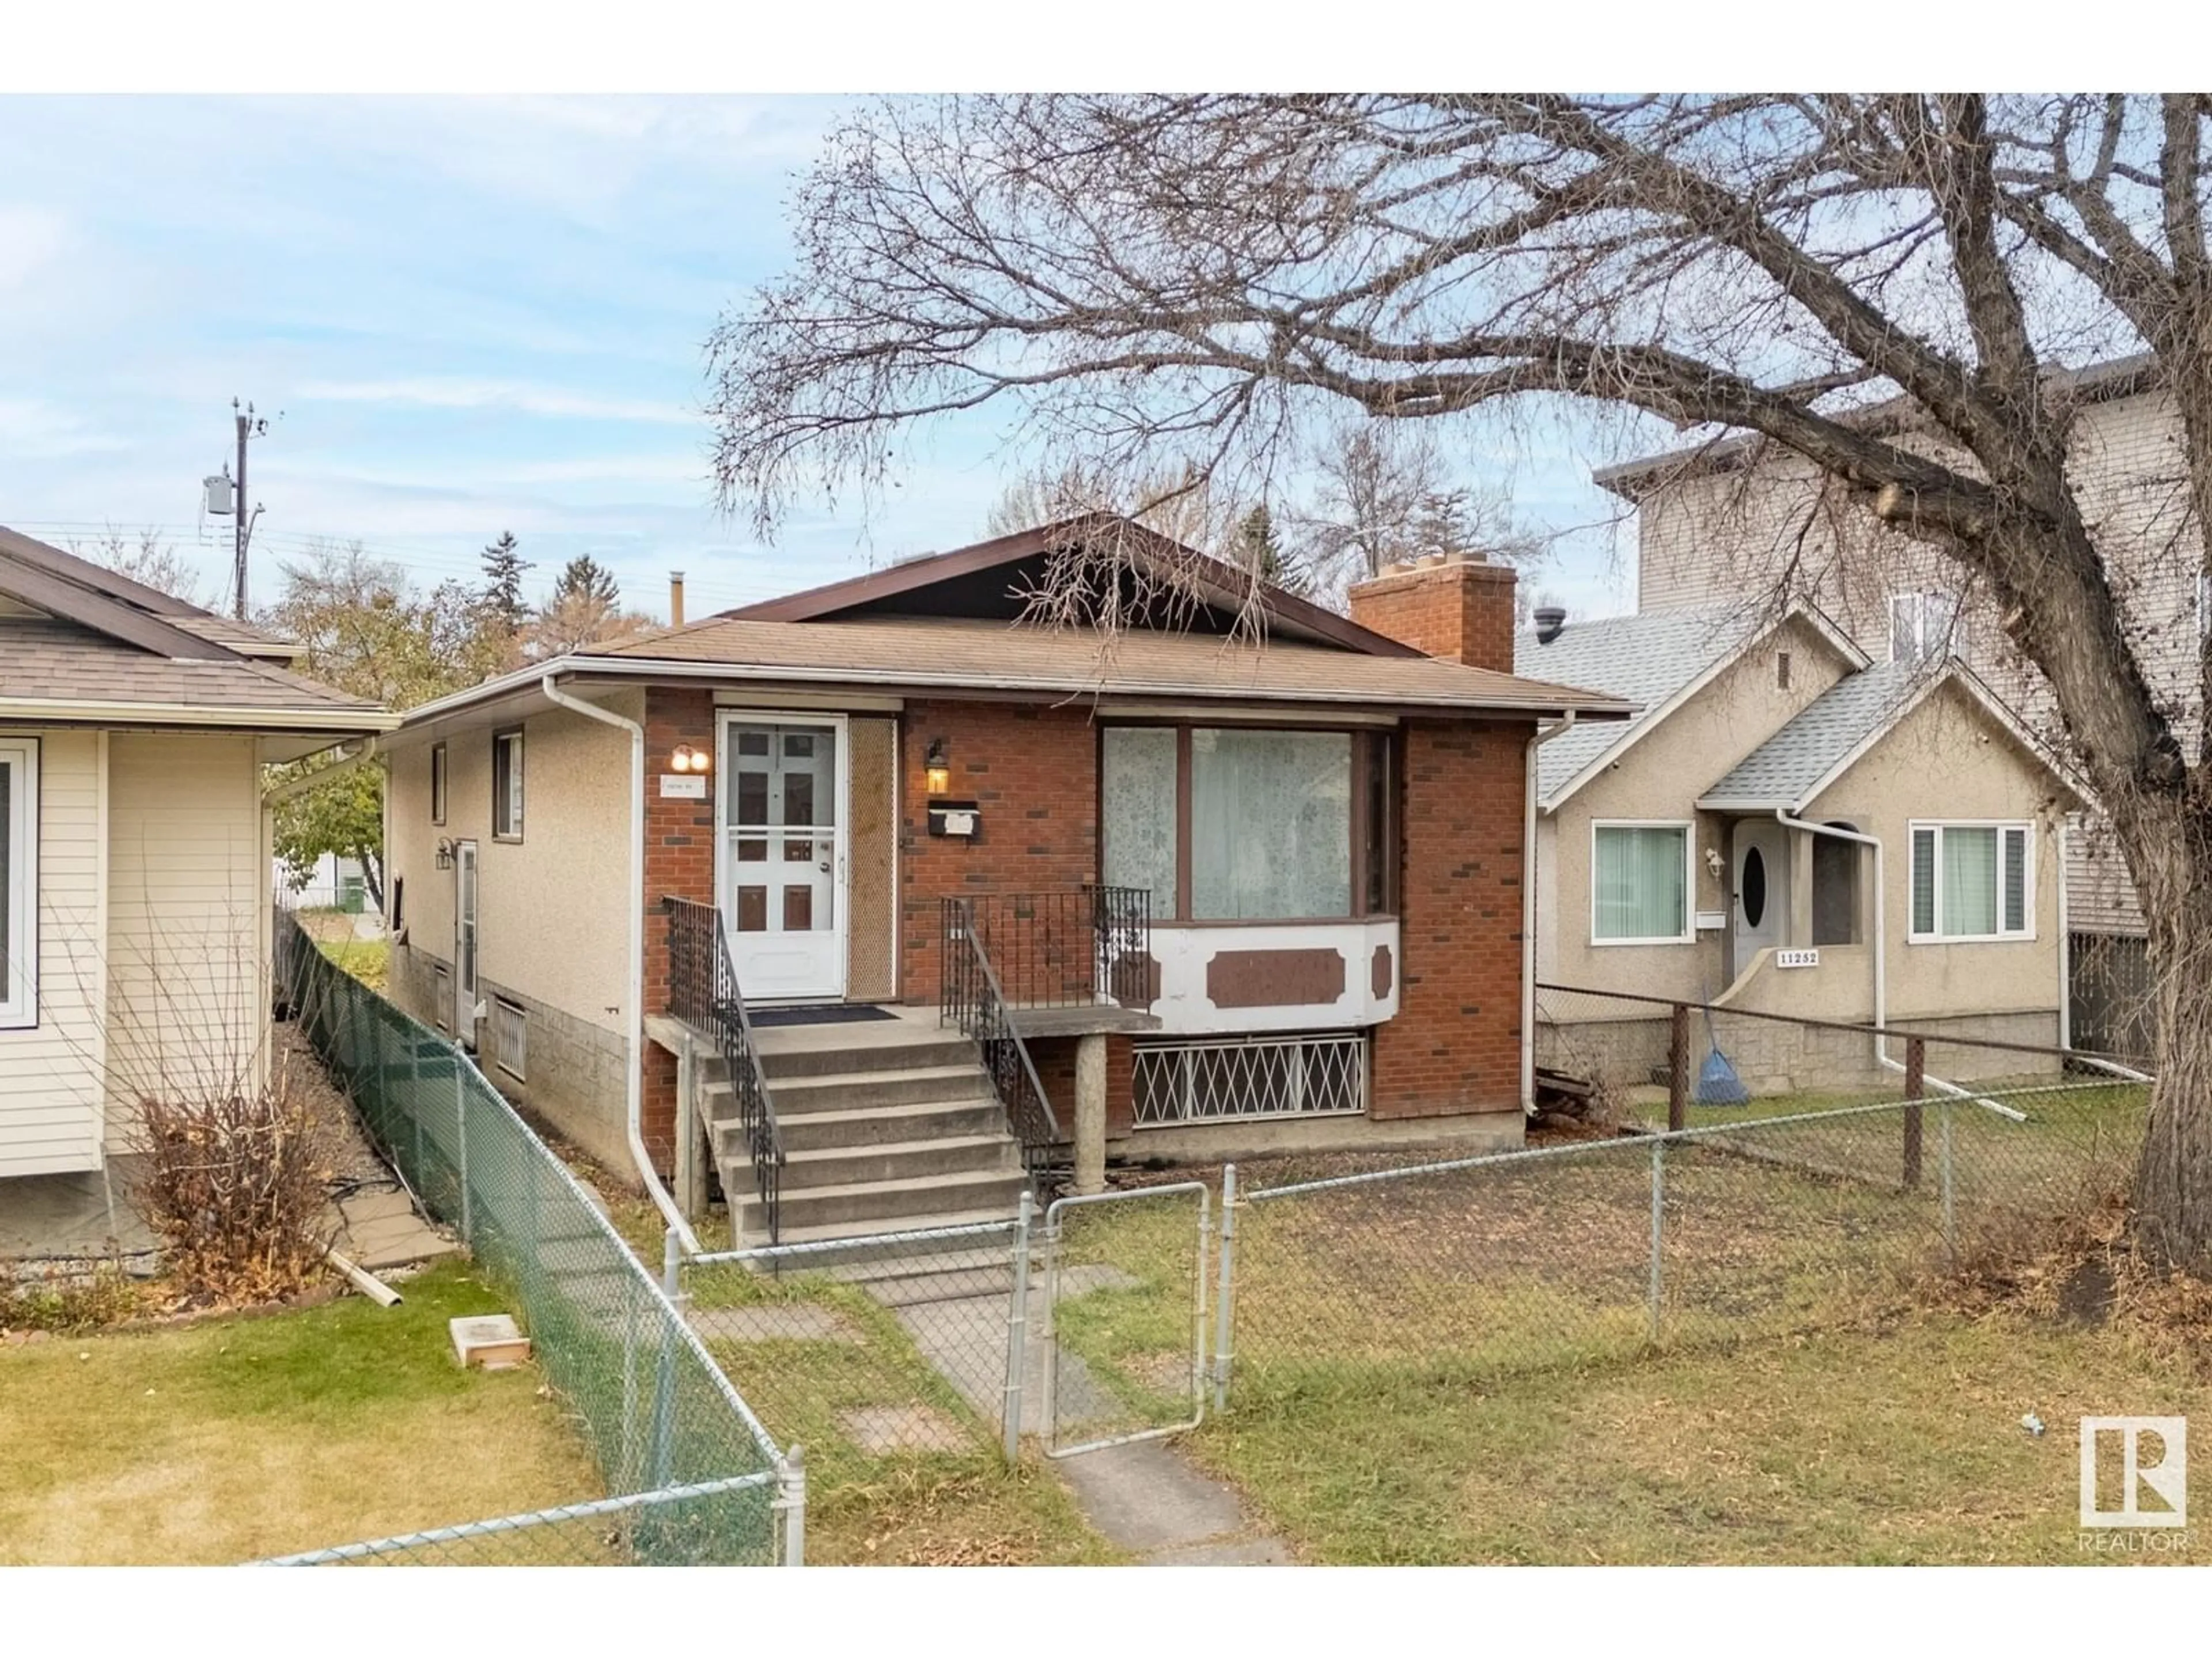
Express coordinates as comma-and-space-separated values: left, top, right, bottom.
925, 738, 951, 797
435, 838, 455, 870
670, 743, 710, 775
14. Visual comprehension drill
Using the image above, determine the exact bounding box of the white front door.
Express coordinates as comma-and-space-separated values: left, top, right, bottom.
719, 716, 847, 1001
453, 838, 480, 1044
1730, 819, 1787, 975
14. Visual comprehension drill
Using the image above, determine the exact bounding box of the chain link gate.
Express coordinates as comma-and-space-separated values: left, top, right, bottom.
1041, 1183, 1211, 1457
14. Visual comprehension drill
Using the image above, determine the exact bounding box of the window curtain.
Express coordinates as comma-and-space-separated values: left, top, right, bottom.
1593, 825, 1686, 940
1190, 729, 1351, 919
1941, 825, 1999, 936
1101, 728, 1180, 920
2002, 827, 2028, 933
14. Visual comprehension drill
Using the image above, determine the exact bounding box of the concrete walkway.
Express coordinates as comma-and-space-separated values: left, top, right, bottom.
1058, 1439, 1290, 1565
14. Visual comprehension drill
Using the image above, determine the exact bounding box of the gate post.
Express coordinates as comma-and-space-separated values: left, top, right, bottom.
774, 1444, 807, 1566
1002, 1188, 1035, 1462
1212, 1164, 1238, 1414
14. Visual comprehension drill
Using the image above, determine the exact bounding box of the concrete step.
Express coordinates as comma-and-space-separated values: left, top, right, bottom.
756, 1032, 982, 1080
733, 1168, 1028, 1237
725, 1064, 992, 1116
768, 1097, 1008, 1153
767, 1134, 1021, 1193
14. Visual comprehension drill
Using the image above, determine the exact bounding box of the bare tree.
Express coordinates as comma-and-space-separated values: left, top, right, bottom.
706, 95, 2212, 1262
983, 459, 1226, 551
1291, 423, 1547, 603
67, 525, 206, 607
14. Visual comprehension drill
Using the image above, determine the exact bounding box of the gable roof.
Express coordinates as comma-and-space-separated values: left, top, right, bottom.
562, 613, 1628, 716
1515, 599, 1869, 809
0, 526, 391, 732
1696, 656, 2088, 813
724, 514, 1421, 658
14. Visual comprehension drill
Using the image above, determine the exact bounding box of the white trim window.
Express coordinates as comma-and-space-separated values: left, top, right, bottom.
491, 728, 524, 841
1909, 820, 2033, 942
1890, 590, 1966, 664
1591, 820, 1694, 944
430, 741, 449, 826
0, 738, 35, 1028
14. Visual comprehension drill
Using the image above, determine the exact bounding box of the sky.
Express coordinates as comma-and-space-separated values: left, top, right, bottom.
0, 95, 1646, 626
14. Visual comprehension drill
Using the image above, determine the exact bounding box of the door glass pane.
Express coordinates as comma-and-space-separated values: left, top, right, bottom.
734, 769, 768, 827
783, 885, 814, 930
737, 887, 767, 932
783, 733, 813, 758
737, 730, 769, 756
1741, 846, 1767, 929
1101, 728, 1179, 921
783, 770, 815, 859
1190, 729, 1351, 919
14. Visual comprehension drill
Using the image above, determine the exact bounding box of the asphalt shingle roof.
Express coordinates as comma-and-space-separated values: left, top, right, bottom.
0, 617, 389, 724
1514, 601, 1768, 803
1697, 659, 1928, 808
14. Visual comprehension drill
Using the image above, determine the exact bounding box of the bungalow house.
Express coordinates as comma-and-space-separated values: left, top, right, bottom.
376, 517, 1627, 1242
1517, 596, 2087, 1094
0, 528, 396, 1185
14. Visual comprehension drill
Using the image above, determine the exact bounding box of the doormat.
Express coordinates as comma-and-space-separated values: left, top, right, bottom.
747, 1004, 901, 1028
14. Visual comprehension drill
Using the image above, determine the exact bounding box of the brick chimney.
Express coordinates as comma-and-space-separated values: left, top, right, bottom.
669, 570, 686, 628
1347, 552, 1518, 673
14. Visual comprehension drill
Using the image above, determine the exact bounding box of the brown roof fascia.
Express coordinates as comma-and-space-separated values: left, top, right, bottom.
720, 512, 1422, 659
0, 532, 240, 661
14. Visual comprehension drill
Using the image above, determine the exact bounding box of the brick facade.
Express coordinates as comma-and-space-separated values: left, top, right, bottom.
896, 698, 1101, 1005
1347, 554, 1519, 672
1370, 718, 1528, 1118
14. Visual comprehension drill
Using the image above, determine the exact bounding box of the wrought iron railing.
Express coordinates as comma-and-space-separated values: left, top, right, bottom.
940, 897, 1063, 1171
953, 885, 1154, 1010
664, 896, 786, 1244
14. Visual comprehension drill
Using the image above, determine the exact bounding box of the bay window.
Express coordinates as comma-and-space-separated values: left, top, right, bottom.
1591, 821, 1692, 944
1101, 724, 1393, 922
0, 739, 36, 1028
1910, 821, 2031, 941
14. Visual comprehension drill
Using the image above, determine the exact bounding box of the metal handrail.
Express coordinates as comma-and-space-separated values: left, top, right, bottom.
941, 896, 1062, 1169
663, 896, 786, 1244
957, 884, 1153, 1010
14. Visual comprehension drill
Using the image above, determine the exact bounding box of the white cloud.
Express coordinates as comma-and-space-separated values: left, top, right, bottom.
0, 396, 127, 459
0, 205, 70, 293
298, 376, 698, 424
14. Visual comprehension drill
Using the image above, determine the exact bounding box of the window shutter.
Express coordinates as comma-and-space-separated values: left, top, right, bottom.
1911, 827, 1937, 935
2002, 827, 2028, 934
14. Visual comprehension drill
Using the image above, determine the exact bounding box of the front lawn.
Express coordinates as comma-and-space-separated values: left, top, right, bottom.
317, 937, 391, 994
0, 1260, 601, 1565
1190, 1310, 2208, 1564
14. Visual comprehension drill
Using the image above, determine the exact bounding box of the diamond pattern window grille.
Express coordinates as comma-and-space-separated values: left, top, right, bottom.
1132, 1031, 1367, 1126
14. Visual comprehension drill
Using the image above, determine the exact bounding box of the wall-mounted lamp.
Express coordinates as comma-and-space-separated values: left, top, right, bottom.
1704, 846, 1725, 881
669, 743, 711, 775
435, 837, 456, 870
925, 738, 951, 797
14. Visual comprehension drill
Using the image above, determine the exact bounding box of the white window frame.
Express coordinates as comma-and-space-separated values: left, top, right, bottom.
491, 728, 524, 842
1907, 819, 2035, 944
0, 738, 37, 1029
1589, 819, 1696, 946
1889, 590, 1967, 664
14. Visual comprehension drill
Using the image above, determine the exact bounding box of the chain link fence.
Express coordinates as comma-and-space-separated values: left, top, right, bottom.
263, 911, 798, 1566
1215, 1077, 2149, 1410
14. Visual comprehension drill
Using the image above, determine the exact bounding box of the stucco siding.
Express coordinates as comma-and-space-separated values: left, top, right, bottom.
104, 733, 266, 1150
1542, 616, 1856, 1005
0, 730, 104, 1176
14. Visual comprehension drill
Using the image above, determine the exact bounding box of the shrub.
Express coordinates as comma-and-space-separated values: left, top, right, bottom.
129, 1089, 334, 1303
0, 1267, 146, 1334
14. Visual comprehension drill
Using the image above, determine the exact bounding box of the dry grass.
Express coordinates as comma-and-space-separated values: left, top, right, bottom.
0, 1259, 601, 1565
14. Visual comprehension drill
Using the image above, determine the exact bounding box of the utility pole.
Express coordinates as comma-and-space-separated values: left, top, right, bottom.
229, 399, 268, 620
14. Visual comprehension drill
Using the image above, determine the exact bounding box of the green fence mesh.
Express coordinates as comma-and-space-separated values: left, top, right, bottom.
266, 912, 787, 1566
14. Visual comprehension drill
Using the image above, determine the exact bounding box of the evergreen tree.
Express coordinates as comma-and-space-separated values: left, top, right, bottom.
1232, 503, 1305, 593
550, 554, 621, 609
480, 531, 531, 635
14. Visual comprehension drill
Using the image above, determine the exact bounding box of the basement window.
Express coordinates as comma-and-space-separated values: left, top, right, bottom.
491, 996, 527, 1082
1132, 1031, 1367, 1125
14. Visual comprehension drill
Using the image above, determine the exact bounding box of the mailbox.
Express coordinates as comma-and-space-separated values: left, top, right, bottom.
927, 801, 981, 839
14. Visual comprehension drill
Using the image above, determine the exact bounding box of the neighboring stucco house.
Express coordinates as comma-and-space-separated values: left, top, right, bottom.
0, 527, 395, 1183
1594, 352, 2190, 958
374, 517, 1626, 1241
1519, 597, 2085, 1094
